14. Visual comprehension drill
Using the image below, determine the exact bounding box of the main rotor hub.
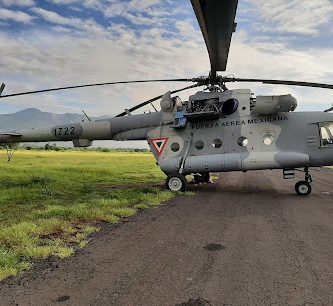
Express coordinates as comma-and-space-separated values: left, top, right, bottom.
207, 85, 222, 92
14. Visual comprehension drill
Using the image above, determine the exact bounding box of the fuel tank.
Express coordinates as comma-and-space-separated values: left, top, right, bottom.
158, 152, 309, 174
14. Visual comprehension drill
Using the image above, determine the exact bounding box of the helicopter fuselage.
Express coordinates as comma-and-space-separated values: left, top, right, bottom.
2, 89, 332, 179
151, 110, 333, 175
147, 89, 333, 175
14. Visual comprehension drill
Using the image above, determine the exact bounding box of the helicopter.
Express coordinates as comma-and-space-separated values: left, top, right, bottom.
1, 0, 333, 196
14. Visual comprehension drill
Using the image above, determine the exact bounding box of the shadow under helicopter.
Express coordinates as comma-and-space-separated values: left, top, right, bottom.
185, 170, 320, 199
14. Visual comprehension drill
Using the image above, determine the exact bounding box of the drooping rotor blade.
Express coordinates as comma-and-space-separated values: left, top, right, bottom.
222, 77, 333, 90
115, 83, 202, 117
0, 78, 193, 99
324, 105, 333, 112
191, 0, 238, 77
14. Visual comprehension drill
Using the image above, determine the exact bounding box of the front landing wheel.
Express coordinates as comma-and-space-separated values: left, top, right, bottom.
295, 181, 312, 196
166, 173, 187, 192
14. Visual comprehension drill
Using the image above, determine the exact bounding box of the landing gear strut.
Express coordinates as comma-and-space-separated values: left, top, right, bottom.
295, 167, 312, 196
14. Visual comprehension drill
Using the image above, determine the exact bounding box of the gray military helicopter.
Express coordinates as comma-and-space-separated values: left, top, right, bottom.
1, 0, 333, 196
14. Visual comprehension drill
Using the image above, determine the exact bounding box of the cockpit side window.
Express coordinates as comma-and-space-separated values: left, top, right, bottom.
320, 122, 333, 146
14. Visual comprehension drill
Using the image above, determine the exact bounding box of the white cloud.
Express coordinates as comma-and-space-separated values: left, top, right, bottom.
249, 0, 333, 35
48, 0, 78, 4
229, 31, 333, 80
0, 0, 34, 7
0, 8, 34, 23
129, 0, 161, 10
0, 20, 207, 115
103, 0, 166, 22
31, 7, 106, 35
46, 0, 107, 12
120, 12, 163, 26
1, 0, 333, 118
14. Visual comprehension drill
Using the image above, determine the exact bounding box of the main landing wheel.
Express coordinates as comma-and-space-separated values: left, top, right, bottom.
295, 181, 312, 196
166, 173, 187, 192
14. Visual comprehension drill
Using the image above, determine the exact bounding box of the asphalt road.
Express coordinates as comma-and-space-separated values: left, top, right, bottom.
1, 169, 333, 306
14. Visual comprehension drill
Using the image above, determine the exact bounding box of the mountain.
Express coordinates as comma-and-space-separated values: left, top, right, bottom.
0, 108, 94, 131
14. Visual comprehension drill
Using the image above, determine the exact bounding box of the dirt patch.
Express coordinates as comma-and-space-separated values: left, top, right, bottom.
55, 295, 70, 302
175, 298, 212, 306
203, 243, 225, 251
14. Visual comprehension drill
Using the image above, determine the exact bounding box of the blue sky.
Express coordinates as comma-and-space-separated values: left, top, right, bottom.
1, 0, 333, 115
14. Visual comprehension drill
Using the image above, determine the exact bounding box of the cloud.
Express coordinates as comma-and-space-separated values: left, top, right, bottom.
0, 0, 34, 7
0, 8, 34, 24
229, 31, 333, 80
31, 7, 106, 35
1, 0, 333, 118
119, 12, 164, 26
103, 0, 161, 17
46, 0, 109, 12
0, 19, 208, 115
101, 0, 174, 27
47, 0, 78, 4
129, 0, 161, 10
249, 0, 333, 35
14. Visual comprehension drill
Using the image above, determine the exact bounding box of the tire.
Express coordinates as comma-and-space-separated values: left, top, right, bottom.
194, 172, 210, 184
166, 173, 187, 192
295, 181, 312, 196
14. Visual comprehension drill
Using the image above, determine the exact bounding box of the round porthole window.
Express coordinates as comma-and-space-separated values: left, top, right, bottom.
237, 136, 248, 147
212, 139, 222, 148
195, 140, 204, 150
170, 142, 180, 152
263, 134, 274, 146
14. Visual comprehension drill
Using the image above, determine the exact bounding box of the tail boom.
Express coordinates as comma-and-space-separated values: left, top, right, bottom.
0, 112, 162, 146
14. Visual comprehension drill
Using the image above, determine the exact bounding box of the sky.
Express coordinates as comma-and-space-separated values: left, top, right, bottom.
1, 0, 333, 118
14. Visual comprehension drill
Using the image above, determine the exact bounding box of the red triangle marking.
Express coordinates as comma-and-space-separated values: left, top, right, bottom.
150, 137, 168, 156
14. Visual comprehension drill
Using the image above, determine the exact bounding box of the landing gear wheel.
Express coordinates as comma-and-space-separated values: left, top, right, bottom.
166, 173, 187, 192
295, 181, 312, 196
194, 172, 210, 184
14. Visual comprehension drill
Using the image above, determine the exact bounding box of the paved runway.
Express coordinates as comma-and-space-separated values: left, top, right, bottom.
1, 169, 333, 306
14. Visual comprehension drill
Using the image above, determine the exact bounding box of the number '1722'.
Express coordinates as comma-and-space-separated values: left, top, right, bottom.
54, 127, 75, 136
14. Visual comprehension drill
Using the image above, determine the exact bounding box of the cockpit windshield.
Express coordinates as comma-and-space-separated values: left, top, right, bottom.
320, 122, 333, 145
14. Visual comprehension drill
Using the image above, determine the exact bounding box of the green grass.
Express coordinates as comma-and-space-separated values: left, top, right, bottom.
0, 150, 174, 280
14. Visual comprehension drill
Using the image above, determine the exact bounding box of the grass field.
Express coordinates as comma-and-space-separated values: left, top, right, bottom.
0, 150, 174, 280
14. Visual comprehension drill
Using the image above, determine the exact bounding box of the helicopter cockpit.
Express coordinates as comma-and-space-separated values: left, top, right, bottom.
320, 122, 333, 145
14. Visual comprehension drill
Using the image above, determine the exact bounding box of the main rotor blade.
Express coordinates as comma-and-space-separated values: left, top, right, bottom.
223, 77, 333, 89
0, 78, 193, 99
115, 83, 202, 117
191, 0, 238, 76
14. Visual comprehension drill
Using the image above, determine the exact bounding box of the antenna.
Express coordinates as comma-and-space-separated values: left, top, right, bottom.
0, 83, 5, 96
150, 103, 158, 112
82, 109, 91, 121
